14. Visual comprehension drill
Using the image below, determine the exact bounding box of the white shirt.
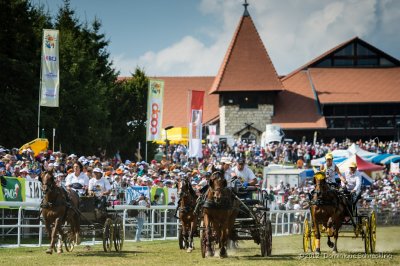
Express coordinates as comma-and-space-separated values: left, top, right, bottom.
343, 170, 362, 193
89, 177, 111, 197
66, 172, 89, 194
232, 165, 257, 184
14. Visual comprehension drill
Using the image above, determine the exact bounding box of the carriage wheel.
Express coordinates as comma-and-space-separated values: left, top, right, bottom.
64, 231, 76, 252
302, 219, 311, 252
103, 218, 114, 252
113, 217, 124, 252
265, 219, 272, 256
362, 217, 371, 254
199, 221, 206, 258
369, 211, 376, 253
310, 229, 317, 252
178, 226, 185, 250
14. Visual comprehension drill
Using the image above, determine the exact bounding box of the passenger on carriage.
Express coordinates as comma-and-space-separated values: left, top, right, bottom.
342, 162, 362, 212
320, 153, 346, 188
88, 167, 111, 209
65, 162, 89, 195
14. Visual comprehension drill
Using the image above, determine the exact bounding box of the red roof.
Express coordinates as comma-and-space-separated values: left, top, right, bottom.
155, 77, 219, 128
209, 14, 283, 94
310, 68, 400, 104
272, 70, 327, 129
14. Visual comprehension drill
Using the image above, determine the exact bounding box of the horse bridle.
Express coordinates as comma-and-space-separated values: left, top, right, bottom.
42, 173, 56, 194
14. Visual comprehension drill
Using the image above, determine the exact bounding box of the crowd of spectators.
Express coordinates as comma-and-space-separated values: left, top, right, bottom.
1, 139, 399, 221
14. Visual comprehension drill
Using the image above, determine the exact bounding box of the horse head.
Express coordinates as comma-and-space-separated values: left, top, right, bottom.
40, 170, 56, 194
178, 176, 190, 198
313, 169, 329, 197
209, 170, 227, 204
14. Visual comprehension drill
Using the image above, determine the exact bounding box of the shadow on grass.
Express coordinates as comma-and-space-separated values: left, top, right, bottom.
74, 250, 147, 257
239, 254, 299, 261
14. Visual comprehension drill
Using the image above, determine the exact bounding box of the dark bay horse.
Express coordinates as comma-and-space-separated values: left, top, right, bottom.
311, 170, 346, 253
202, 170, 239, 258
177, 176, 198, 252
40, 170, 80, 254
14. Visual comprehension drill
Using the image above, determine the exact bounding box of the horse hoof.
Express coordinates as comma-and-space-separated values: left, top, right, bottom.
219, 253, 228, 258
45, 249, 53, 254
332, 250, 337, 254
327, 242, 334, 248
186, 247, 193, 253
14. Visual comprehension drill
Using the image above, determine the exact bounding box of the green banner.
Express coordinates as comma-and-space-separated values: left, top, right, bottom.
0, 177, 26, 203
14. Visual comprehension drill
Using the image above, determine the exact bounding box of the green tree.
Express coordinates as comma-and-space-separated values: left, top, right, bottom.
40, 0, 118, 154
107, 68, 156, 160
0, 0, 51, 147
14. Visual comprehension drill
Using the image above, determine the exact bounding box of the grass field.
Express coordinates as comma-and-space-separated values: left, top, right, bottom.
0, 226, 399, 266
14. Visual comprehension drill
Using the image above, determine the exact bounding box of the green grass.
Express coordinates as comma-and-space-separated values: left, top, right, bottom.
0, 227, 399, 266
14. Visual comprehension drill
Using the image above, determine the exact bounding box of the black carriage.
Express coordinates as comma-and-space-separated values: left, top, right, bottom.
57, 196, 124, 253
303, 206, 377, 254
199, 186, 273, 257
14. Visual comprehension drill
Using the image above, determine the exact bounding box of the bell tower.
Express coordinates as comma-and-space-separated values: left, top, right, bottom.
209, 1, 283, 143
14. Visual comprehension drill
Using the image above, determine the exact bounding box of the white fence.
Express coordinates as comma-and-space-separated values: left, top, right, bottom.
0, 201, 311, 248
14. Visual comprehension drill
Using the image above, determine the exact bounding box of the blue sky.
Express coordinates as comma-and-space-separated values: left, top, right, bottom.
33, 0, 400, 77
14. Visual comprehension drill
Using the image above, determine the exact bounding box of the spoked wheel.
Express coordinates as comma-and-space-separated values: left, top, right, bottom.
260, 219, 272, 257
103, 218, 114, 252
178, 226, 185, 250
113, 217, 124, 252
369, 211, 376, 253
303, 219, 311, 252
363, 217, 371, 254
310, 228, 317, 252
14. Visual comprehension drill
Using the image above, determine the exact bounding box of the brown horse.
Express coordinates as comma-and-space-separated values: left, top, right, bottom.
177, 176, 198, 252
311, 171, 346, 254
40, 170, 80, 254
202, 170, 239, 258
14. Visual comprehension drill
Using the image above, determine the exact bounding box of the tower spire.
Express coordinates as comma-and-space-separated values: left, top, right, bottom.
243, 0, 250, 17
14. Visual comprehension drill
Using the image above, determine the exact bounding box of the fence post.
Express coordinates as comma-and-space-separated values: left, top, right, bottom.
151, 209, 155, 241
17, 207, 22, 247
39, 219, 43, 247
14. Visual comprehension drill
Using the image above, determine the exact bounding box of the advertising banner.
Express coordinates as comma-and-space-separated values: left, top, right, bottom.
40, 29, 60, 107
146, 79, 164, 141
208, 125, 217, 143
125, 186, 150, 205
188, 90, 205, 158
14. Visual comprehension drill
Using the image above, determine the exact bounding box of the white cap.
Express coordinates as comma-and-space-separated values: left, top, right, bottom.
93, 167, 103, 173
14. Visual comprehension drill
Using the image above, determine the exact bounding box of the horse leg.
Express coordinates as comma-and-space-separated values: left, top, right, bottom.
187, 219, 195, 253
48, 218, 60, 254
219, 225, 228, 258
45, 222, 53, 254
332, 223, 340, 253
312, 220, 321, 254
204, 215, 213, 257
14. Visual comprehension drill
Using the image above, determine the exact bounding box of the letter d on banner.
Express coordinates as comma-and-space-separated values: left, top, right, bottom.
146, 79, 164, 141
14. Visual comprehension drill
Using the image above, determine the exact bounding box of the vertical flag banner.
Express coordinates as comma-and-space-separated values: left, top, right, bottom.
146, 79, 164, 141
40, 29, 60, 107
188, 90, 205, 158
208, 125, 217, 143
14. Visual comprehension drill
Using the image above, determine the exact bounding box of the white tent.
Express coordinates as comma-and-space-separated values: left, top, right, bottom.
311, 144, 378, 166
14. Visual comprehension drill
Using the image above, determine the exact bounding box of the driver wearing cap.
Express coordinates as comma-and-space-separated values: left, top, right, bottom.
231, 159, 257, 188
320, 153, 346, 187
342, 162, 362, 212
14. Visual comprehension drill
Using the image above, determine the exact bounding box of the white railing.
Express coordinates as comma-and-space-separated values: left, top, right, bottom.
0, 201, 311, 248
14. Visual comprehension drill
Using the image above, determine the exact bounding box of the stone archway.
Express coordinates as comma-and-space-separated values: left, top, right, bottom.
241, 131, 257, 144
